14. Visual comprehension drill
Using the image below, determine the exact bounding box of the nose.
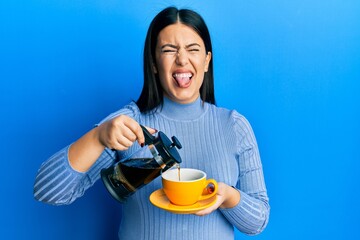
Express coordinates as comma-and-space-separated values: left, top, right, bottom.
175, 49, 188, 66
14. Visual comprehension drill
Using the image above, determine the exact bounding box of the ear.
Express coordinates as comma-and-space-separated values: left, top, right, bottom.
152, 63, 158, 74
204, 51, 212, 72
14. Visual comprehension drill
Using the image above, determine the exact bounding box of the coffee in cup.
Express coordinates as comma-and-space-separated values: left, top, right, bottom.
161, 168, 218, 206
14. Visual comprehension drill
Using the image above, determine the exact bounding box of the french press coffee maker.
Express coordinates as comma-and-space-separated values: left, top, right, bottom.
101, 125, 182, 203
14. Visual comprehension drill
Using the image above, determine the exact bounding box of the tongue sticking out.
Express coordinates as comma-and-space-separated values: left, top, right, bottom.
173, 73, 192, 87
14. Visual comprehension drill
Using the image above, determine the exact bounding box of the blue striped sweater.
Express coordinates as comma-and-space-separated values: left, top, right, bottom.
34, 97, 270, 239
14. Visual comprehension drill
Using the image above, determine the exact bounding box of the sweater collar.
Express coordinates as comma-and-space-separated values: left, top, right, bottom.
157, 96, 207, 121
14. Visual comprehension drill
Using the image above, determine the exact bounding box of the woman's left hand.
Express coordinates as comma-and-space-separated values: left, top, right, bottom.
194, 182, 240, 216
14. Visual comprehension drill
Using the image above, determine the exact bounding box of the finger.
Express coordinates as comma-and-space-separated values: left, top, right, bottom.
194, 203, 219, 216
106, 134, 133, 151
119, 117, 143, 144
138, 126, 158, 146
194, 207, 214, 216
145, 126, 158, 135
127, 124, 158, 146
132, 123, 146, 146
115, 135, 134, 150
107, 123, 135, 150
194, 196, 223, 216
119, 126, 138, 142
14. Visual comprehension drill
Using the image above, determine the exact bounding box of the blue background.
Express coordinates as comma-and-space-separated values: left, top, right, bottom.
1, 0, 359, 239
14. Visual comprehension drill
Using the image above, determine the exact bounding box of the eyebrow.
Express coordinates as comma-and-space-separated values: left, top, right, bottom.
185, 43, 201, 48
160, 43, 201, 50
161, 44, 177, 50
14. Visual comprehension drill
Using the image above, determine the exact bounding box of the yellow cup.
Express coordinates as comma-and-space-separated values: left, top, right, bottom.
161, 168, 218, 206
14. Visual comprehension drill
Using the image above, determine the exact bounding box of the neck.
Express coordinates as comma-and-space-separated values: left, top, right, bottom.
157, 97, 207, 121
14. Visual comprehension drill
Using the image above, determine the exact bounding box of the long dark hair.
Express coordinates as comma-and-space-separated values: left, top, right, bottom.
136, 7, 215, 113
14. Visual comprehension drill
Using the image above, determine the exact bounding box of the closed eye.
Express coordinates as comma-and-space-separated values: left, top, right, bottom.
161, 44, 178, 54
186, 43, 201, 53
162, 49, 177, 53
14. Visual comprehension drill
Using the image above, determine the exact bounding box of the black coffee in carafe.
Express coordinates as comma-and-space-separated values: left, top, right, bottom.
101, 125, 182, 203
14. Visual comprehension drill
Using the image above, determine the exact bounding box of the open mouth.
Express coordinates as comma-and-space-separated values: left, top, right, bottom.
173, 72, 193, 88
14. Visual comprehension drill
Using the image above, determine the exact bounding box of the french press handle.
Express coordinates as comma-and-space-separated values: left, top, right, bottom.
140, 125, 155, 145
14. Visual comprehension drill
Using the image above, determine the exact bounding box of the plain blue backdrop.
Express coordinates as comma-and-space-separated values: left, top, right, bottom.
1, 0, 359, 239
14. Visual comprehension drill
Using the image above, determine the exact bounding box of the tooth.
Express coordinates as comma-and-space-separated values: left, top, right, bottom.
174, 73, 192, 77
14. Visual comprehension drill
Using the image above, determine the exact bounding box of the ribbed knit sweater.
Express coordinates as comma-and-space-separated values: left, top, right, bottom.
34, 97, 270, 240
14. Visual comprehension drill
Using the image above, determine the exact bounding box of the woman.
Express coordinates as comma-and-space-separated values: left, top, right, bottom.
34, 7, 270, 239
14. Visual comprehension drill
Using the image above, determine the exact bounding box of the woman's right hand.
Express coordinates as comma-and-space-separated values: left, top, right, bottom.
69, 115, 156, 172
96, 115, 155, 151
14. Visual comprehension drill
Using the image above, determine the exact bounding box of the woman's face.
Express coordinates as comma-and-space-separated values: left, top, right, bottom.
154, 23, 212, 104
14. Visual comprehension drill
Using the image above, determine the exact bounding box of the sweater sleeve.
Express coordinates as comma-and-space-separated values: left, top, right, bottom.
33, 102, 140, 205
219, 111, 270, 235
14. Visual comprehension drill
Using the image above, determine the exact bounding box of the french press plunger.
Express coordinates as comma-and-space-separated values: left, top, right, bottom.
101, 125, 182, 203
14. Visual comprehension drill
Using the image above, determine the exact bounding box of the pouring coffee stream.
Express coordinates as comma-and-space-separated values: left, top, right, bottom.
101, 125, 182, 203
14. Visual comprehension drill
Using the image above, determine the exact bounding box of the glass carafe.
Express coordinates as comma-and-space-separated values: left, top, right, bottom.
101, 125, 182, 203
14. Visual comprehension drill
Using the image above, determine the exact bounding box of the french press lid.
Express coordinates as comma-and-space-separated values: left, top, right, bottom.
141, 125, 182, 165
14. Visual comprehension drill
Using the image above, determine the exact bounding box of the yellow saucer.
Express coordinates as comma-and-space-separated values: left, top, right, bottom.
149, 189, 217, 214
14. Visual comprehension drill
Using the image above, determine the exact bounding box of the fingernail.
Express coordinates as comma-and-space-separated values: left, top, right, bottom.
140, 143, 145, 147
207, 184, 215, 194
